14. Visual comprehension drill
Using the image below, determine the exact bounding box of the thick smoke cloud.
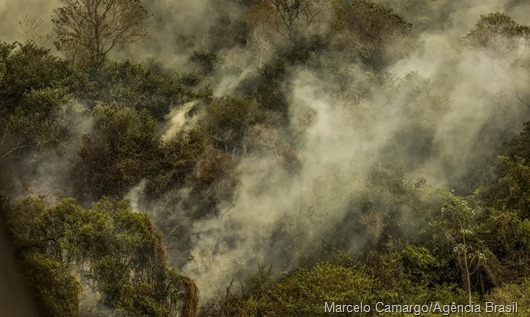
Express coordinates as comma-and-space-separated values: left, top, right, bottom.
179, 55, 529, 300
159, 1, 529, 301
114, 0, 243, 67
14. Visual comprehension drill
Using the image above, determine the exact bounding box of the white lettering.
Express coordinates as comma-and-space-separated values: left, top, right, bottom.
324, 302, 335, 313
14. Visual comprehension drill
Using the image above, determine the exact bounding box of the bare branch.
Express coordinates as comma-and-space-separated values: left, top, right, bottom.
52, 0, 148, 66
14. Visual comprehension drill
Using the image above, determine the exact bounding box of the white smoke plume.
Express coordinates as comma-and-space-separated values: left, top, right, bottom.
173, 2, 530, 301
162, 101, 198, 142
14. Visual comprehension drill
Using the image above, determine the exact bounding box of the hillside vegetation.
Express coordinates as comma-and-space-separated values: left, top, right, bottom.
1, 0, 530, 316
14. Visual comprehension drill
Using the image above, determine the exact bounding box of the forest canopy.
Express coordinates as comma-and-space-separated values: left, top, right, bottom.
1, 0, 530, 316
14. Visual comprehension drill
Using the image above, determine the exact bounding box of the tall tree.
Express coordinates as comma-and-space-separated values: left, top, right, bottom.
52, 0, 149, 66
331, 0, 411, 69
73, 104, 161, 201
269, 0, 324, 44
465, 12, 530, 57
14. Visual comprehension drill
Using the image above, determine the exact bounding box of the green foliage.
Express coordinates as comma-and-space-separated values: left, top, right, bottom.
73, 104, 161, 200
208, 15, 250, 51
2, 5, 530, 317
1, 196, 47, 255
484, 280, 530, 315
401, 244, 437, 285
208, 263, 375, 317
473, 123, 530, 282
0, 196, 197, 317
4, 88, 83, 153
81, 60, 190, 121
145, 129, 209, 198
0, 42, 86, 195
477, 208, 530, 282
480, 122, 530, 219
189, 50, 220, 75
465, 12, 530, 58
21, 253, 81, 317
268, 263, 374, 316
0, 42, 80, 112
0, 42, 84, 157
331, 0, 412, 68
209, 256, 469, 316
203, 96, 259, 152
243, 59, 290, 120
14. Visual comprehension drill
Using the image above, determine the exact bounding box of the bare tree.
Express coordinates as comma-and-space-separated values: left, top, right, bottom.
52, 0, 148, 66
17, 15, 52, 46
270, 0, 323, 43
245, 0, 325, 46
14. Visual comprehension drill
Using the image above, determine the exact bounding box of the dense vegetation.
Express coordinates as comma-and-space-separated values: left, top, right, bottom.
1, 0, 530, 316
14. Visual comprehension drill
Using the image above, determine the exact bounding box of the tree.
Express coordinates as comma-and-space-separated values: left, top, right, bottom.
52, 0, 149, 66
269, 0, 325, 44
0, 42, 85, 195
480, 121, 530, 219
202, 96, 259, 153
331, 0, 411, 68
73, 104, 161, 201
465, 12, 530, 59
21, 253, 81, 317
435, 196, 496, 305
205, 262, 375, 316
242, 0, 326, 51
0, 196, 198, 316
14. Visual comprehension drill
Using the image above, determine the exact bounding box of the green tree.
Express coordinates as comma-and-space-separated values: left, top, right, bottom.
145, 128, 209, 198
477, 208, 530, 282
21, 253, 81, 317
202, 96, 259, 153
73, 104, 161, 200
434, 196, 499, 304
484, 281, 530, 315
465, 12, 530, 58
0, 43, 79, 143
80, 60, 189, 120
1, 196, 198, 316
269, 0, 325, 44
0, 42, 85, 195
208, 262, 375, 317
480, 122, 530, 219
331, 0, 412, 68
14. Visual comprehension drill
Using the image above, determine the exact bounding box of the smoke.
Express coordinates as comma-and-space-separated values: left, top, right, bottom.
166, 1, 530, 302
78, 277, 118, 317
0, 0, 228, 66
124, 179, 147, 212
4, 97, 91, 202
162, 101, 198, 142
3, 0, 530, 307
0, 0, 58, 45
114, 0, 241, 67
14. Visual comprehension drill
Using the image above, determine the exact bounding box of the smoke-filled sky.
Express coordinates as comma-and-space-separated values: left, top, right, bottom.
0, 0, 58, 45
2, 0, 530, 304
